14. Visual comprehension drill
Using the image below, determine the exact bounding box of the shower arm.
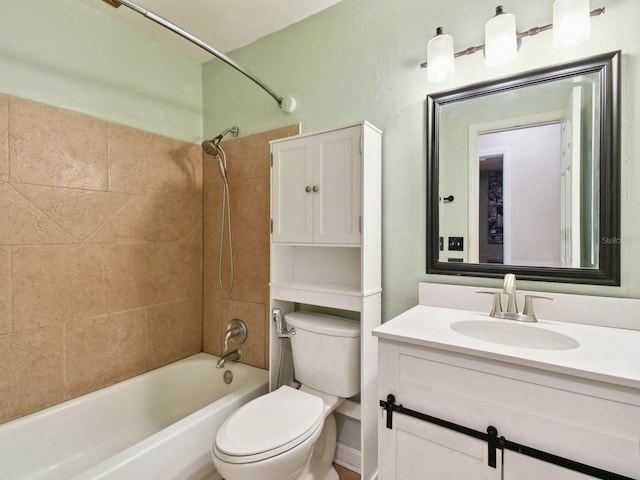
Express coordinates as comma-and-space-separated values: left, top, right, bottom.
114, 0, 296, 113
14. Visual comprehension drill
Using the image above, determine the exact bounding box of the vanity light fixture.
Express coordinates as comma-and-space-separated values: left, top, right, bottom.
420, 5, 605, 80
553, 0, 591, 47
484, 6, 518, 67
427, 27, 455, 82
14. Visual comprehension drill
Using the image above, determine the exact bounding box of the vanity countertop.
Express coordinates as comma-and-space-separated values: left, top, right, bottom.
373, 305, 640, 390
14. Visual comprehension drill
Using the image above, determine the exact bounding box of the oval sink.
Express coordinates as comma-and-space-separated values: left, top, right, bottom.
450, 320, 580, 350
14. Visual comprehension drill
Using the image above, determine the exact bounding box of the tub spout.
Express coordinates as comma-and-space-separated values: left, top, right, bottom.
216, 349, 242, 369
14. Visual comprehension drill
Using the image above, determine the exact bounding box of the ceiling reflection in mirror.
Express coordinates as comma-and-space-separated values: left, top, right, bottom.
427, 51, 620, 285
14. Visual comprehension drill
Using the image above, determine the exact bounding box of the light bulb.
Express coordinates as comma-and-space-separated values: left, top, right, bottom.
553, 0, 591, 47
485, 6, 518, 67
427, 27, 455, 83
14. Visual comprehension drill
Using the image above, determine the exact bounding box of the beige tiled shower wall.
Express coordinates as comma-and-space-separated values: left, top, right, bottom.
0, 94, 203, 424
203, 125, 299, 368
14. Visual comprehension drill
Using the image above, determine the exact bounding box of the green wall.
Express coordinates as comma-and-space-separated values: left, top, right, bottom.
0, 0, 202, 143
2, 0, 636, 323
203, 0, 640, 321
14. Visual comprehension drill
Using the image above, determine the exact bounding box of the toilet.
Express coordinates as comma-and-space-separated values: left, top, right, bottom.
212, 311, 361, 480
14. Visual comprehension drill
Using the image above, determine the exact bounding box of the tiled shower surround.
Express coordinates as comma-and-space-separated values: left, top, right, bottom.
0, 93, 299, 425
0, 94, 203, 424
202, 125, 299, 367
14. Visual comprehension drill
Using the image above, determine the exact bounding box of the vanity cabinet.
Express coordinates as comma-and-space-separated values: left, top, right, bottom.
376, 340, 640, 480
382, 412, 501, 479
271, 124, 362, 244
269, 121, 382, 480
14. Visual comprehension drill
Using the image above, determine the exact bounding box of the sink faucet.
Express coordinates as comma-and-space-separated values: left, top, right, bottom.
216, 348, 242, 369
477, 274, 552, 323
503, 273, 518, 314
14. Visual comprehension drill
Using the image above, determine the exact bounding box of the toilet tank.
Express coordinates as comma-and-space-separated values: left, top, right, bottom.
285, 312, 360, 398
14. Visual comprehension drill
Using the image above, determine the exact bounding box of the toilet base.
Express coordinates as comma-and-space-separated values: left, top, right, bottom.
298, 413, 338, 480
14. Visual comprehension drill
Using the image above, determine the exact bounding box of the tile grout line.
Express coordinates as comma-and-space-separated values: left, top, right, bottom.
62, 321, 68, 400
7, 97, 11, 182
9, 246, 13, 335
7, 183, 81, 243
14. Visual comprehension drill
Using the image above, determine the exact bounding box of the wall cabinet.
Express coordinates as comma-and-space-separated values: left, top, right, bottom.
269, 122, 382, 480
377, 341, 640, 480
271, 125, 362, 244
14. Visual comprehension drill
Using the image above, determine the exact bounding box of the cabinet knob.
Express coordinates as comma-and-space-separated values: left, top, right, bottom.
305, 186, 311, 193
313, 185, 319, 192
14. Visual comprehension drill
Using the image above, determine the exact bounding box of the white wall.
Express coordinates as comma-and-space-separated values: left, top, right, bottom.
479, 125, 562, 266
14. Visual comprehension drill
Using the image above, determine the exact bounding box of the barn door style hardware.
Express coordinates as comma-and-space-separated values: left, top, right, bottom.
380, 394, 634, 479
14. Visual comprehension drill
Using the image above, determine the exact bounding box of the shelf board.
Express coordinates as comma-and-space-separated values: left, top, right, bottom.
270, 281, 368, 311
335, 399, 361, 421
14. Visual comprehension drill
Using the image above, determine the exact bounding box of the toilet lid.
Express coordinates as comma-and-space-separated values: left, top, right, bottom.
214, 386, 324, 464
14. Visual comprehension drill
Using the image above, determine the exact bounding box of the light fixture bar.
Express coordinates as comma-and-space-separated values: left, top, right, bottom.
420, 7, 605, 69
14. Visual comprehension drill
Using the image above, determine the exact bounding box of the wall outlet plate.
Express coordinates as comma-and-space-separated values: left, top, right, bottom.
448, 237, 464, 251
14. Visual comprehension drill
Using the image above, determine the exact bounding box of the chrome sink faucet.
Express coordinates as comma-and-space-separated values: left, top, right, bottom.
503, 273, 518, 314
477, 274, 552, 323
216, 349, 242, 369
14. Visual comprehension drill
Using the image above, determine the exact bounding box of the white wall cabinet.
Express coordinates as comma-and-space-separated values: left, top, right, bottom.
270, 121, 382, 480
272, 124, 362, 244
377, 341, 640, 480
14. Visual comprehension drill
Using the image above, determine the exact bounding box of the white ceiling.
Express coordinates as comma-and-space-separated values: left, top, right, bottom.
79, 0, 342, 62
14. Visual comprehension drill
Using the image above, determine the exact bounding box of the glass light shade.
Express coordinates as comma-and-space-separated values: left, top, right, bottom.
427, 28, 455, 83
485, 6, 518, 67
553, 0, 591, 47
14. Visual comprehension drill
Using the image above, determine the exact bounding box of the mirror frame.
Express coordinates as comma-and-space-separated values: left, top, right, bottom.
426, 51, 621, 285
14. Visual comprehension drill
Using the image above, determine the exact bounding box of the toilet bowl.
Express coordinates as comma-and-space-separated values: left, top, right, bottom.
211, 312, 360, 480
212, 386, 334, 480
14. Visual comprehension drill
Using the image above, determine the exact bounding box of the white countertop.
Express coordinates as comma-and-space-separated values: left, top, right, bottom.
373, 305, 640, 390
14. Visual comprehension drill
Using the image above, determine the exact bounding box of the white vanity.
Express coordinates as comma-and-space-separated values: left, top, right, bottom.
374, 283, 640, 479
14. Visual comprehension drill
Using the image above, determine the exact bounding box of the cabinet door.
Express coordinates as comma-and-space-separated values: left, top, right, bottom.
272, 136, 314, 243
379, 414, 502, 480
505, 452, 595, 479
313, 126, 362, 244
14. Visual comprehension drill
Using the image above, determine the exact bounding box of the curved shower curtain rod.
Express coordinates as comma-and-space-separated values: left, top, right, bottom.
114, 0, 297, 113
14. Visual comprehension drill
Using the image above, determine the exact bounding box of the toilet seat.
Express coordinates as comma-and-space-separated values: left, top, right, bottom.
214, 386, 324, 464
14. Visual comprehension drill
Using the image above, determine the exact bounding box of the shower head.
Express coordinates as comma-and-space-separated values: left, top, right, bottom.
202, 126, 239, 155
202, 139, 220, 156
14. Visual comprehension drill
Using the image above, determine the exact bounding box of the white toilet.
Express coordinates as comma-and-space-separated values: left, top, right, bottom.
212, 311, 361, 480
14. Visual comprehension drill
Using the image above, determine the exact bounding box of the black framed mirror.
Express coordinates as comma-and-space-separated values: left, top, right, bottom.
426, 51, 620, 285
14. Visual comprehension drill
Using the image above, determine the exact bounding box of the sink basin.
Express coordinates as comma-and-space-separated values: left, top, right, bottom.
450, 320, 580, 350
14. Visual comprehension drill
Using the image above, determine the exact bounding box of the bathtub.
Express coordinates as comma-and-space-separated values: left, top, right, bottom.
0, 353, 268, 480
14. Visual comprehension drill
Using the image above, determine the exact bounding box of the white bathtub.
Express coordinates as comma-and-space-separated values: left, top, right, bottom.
0, 353, 268, 480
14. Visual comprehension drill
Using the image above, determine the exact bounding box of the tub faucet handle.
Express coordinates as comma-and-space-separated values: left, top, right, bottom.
223, 319, 247, 352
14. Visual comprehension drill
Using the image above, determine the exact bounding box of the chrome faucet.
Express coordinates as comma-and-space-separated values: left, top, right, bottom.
503, 273, 518, 314
477, 274, 553, 323
223, 319, 247, 351
216, 348, 242, 369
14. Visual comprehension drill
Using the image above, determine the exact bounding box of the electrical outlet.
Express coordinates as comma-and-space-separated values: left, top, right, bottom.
439, 237, 444, 251
448, 236, 464, 251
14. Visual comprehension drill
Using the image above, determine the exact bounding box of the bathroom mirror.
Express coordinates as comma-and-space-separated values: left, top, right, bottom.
426, 51, 620, 285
